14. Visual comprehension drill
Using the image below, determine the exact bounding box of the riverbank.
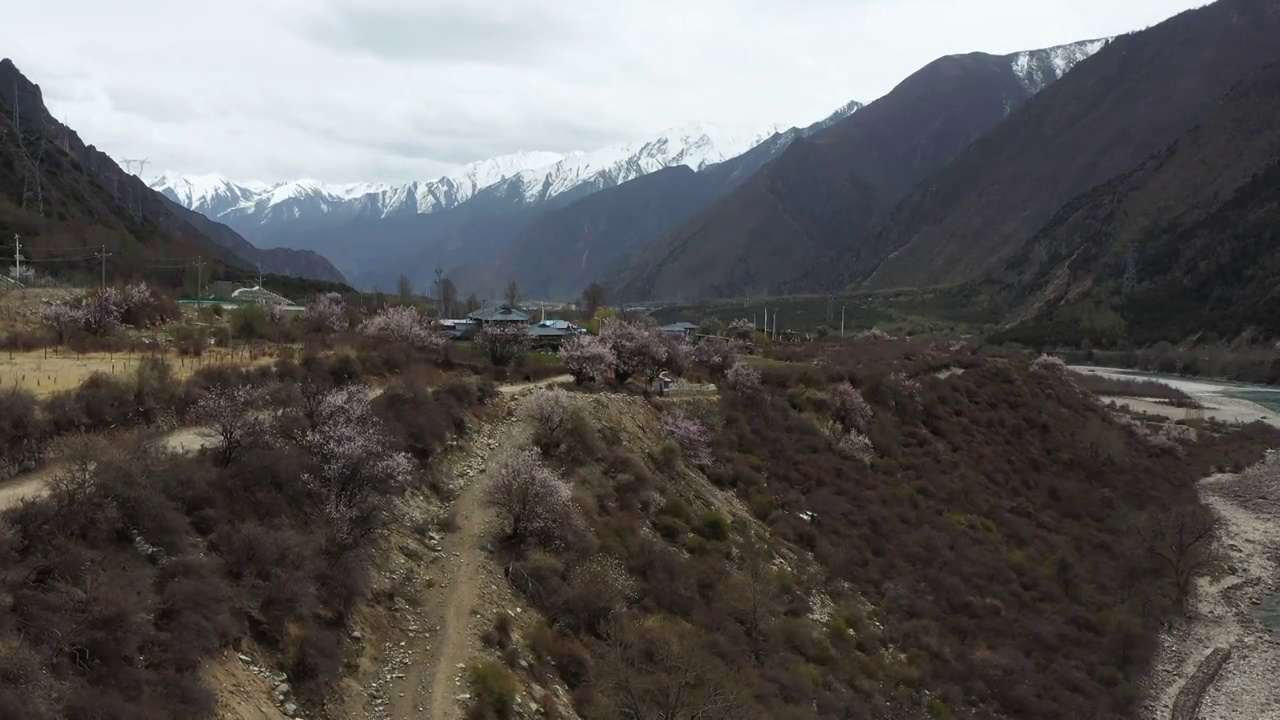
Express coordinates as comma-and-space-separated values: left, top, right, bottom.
1143, 452, 1280, 720
1070, 366, 1280, 428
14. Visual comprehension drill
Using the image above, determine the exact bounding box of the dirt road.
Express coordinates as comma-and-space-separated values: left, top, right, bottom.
387, 391, 542, 720
1144, 451, 1280, 720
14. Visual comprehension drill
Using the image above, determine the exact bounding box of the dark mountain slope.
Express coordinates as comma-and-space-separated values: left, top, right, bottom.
609, 49, 1066, 301
856, 0, 1280, 290
992, 62, 1280, 346
468, 131, 810, 301
0, 58, 346, 284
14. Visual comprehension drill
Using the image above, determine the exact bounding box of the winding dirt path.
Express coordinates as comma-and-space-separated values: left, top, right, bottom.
386, 384, 543, 720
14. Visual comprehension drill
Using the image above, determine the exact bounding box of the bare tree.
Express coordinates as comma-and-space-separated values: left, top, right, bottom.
582, 282, 607, 320
602, 615, 742, 720
504, 280, 521, 306
194, 385, 265, 466
740, 529, 775, 657
1140, 504, 1216, 615
440, 277, 459, 318
397, 273, 414, 305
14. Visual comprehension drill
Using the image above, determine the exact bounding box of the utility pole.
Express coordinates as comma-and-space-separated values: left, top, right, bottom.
99, 245, 110, 289
841, 304, 846, 340
195, 256, 205, 309
12, 234, 22, 284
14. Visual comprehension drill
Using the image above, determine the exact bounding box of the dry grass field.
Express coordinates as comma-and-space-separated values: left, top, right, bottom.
0, 346, 277, 397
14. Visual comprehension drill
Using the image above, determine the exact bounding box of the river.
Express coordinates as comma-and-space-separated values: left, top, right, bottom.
1068, 365, 1280, 426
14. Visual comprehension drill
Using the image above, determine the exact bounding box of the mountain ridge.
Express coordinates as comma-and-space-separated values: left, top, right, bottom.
851, 0, 1280, 291
0, 58, 348, 284
606, 38, 1108, 302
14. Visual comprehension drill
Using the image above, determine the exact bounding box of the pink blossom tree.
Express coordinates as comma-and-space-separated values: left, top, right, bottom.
78, 288, 123, 335
559, 334, 616, 384
194, 384, 265, 466
39, 300, 84, 343
304, 292, 348, 333
600, 320, 668, 383
724, 361, 762, 395
301, 385, 414, 544
659, 334, 694, 377
485, 447, 578, 546
476, 322, 531, 368
728, 318, 755, 341
692, 338, 738, 376
359, 305, 446, 350
660, 408, 713, 466
831, 381, 873, 433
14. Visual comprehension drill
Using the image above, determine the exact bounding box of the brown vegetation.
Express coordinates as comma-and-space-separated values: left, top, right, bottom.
496, 339, 1277, 719
0, 336, 495, 718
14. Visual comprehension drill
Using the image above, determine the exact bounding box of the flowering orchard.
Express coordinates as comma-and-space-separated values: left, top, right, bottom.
37, 283, 173, 338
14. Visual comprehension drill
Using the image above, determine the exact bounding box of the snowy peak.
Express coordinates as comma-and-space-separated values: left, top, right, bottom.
488, 120, 793, 205
1008, 38, 1111, 93
150, 173, 267, 217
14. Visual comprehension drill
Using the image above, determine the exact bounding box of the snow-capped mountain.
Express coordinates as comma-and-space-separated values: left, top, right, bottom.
151, 122, 796, 230
1008, 38, 1111, 93
150, 173, 271, 218
481, 121, 791, 206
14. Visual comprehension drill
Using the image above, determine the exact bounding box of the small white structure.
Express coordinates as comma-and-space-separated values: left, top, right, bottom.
231, 285, 292, 306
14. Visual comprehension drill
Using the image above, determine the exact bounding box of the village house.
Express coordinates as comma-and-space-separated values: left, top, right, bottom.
467, 303, 530, 326
658, 321, 698, 339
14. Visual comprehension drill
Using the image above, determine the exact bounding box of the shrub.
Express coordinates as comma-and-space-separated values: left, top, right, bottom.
519, 389, 599, 459
467, 659, 518, 720
1031, 353, 1072, 378
0, 389, 43, 476
230, 304, 273, 340
698, 511, 731, 541
559, 334, 616, 385
830, 381, 873, 433
561, 555, 636, 634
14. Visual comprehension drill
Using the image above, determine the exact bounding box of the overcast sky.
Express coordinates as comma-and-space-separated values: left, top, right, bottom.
3, 0, 1206, 184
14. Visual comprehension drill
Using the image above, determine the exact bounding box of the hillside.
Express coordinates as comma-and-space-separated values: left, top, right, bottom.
459, 127, 822, 300
991, 62, 1280, 346
853, 0, 1280, 291
607, 41, 1104, 302
0, 59, 346, 285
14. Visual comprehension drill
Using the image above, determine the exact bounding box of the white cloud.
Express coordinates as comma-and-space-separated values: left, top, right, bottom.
1, 0, 1208, 183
